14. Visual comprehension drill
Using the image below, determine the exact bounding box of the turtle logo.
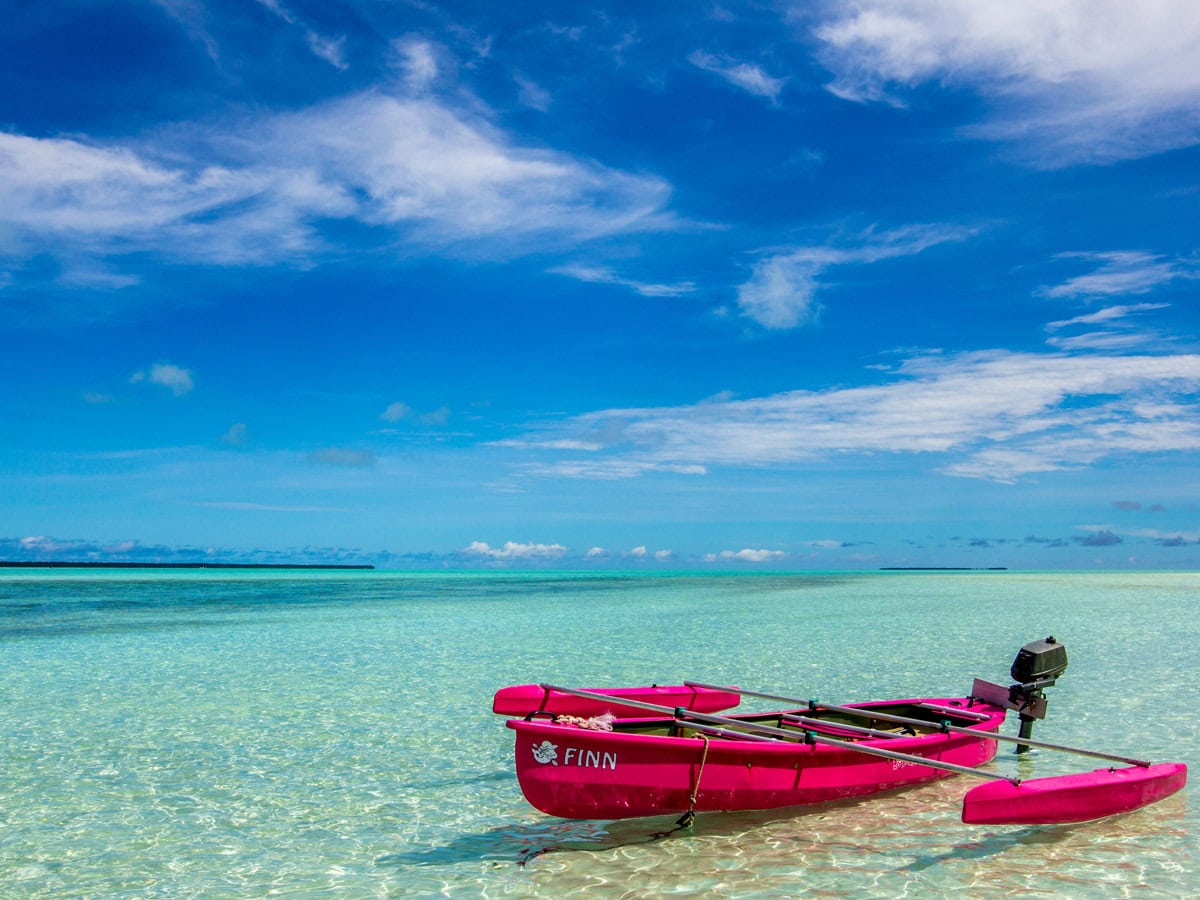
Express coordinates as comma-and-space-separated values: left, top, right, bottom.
531, 740, 559, 765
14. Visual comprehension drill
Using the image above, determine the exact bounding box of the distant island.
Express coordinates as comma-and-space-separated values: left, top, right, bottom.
0, 562, 374, 570
880, 567, 1008, 571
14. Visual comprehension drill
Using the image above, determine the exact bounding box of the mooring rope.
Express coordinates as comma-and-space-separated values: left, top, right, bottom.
517, 734, 713, 866
673, 733, 712, 831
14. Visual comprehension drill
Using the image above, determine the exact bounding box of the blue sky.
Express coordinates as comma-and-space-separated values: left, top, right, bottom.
3, 1, 1199, 569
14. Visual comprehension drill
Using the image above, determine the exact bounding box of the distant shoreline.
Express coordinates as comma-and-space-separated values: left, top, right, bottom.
0, 561, 374, 570
880, 566, 1008, 571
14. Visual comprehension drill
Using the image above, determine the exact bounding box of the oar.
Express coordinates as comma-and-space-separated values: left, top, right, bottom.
781, 713, 916, 741
678, 720, 777, 743
685, 680, 1152, 768
539, 683, 1020, 786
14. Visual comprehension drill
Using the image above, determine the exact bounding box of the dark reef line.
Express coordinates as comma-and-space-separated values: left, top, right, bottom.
0, 561, 373, 570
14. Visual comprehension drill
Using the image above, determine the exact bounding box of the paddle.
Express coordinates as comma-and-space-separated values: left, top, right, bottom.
538, 683, 1020, 786
781, 712, 923, 741
684, 680, 1152, 768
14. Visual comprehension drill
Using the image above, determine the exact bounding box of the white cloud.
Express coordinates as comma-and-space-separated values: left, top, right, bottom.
522, 350, 1200, 483
515, 74, 552, 112
1045, 331, 1157, 352
1041, 252, 1192, 299
811, 0, 1200, 164
154, 0, 221, 65
708, 548, 787, 563
221, 422, 248, 446
270, 94, 671, 247
305, 32, 347, 70
394, 37, 440, 92
255, 0, 347, 70
464, 540, 568, 559
0, 91, 673, 281
1046, 303, 1170, 330
736, 250, 825, 329
1044, 301, 1172, 351
0, 130, 348, 271
495, 438, 605, 452
130, 362, 194, 396
0, 132, 223, 237
526, 458, 707, 479
381, 401, 411, 423
380, 401, 449, 427
737, 223, 974, 329
420, 406, 450, 426
550, 264, 695, 297
19, 535, 72, 553
688, 50, 786, 102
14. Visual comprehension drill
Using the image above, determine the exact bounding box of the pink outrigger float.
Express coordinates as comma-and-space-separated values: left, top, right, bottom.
494, 639, 1187, 826
493, 682, 742, 719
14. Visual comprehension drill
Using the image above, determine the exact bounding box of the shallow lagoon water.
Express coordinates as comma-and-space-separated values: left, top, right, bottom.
1, 570, 1196, 896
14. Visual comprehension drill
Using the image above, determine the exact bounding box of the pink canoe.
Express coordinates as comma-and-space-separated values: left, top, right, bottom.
962, 762, 1188, 825
505, 694, 1005, 819
492, 683, 741, 718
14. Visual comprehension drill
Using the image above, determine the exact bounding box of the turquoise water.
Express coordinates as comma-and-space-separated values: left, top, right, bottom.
1, 570, 1196, 897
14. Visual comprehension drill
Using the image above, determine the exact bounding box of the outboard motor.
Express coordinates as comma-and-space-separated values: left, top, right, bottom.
1011, 635, 1068, 684
1009, 636, 1067, 753
971, 636, 1067, 753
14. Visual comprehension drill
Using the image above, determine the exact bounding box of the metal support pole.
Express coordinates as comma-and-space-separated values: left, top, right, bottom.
1016, 712, 1035, 754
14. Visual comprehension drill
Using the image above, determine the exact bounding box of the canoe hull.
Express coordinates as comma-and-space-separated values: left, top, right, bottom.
508, 697, 1004, 819
962, 762, 1188, 825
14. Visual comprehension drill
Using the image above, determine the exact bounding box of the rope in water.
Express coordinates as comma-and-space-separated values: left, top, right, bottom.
518, 733, 712, 865
674, 733, 712, 830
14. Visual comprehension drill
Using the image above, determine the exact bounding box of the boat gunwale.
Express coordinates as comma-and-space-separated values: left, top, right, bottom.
505, 696, 1006, 756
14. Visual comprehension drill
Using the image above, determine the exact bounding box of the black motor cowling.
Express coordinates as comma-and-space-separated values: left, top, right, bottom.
1010, 635, 1068, 685
970, 637, 1069, 753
